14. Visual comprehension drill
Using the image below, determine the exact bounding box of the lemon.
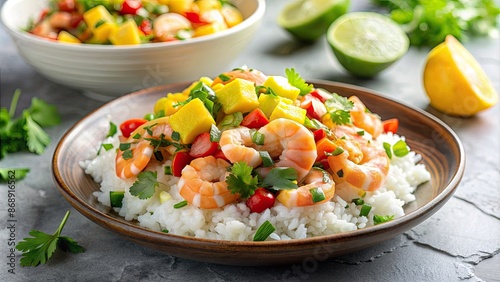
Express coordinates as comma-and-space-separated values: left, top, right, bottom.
423, 35, 498, 116
327, 12, 409, 78
277, 0, 350, 43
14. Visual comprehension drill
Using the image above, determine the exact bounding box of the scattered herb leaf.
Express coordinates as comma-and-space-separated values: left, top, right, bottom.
253, 220, 275, 241
226, 162, 259, 199
129, 171, 159, 199
261, 167, 298, 190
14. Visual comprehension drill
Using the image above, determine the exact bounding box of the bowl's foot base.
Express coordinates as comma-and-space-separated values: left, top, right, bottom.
82, 90, 117, 102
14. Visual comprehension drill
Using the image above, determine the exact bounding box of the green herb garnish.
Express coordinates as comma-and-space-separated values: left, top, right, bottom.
129, 171, 159, 199
324, 94, 354, 126
261, 167, 298, 190
253, 220, 275, 241
310, 187, 326, 203
110, 191, 125, 208
174, 200, 188, 209
226, 162, 259, 199
285, 68, 313, 96
373, 214, 395, 225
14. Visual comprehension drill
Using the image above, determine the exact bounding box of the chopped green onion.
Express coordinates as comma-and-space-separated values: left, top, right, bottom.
393, 140, 410, 157
122, 149, 133, 160
310, 187, 326, 203
352, 198, 364, 205
174, 200, 188, 209
107, 122, 117, 137
218, 73, 231, 82
162, 229, 169, 233
251, 130, 265, 145
357, 130, 365, 136
218, 112, 243, 130
132, 133, 141, 139
110, 191, 125, 208
359, 204, 372, 217
336, 169, 344, 178
164, 166, 172, 175
259, 151, 274, 167
383, 142, 392, 159
119, 143, 131, 151
143, 113, 155, 121
326, 147, 344, 156
373, 214, 395, 225
210, 124, 221, 142
171, 131, 180, 141
94, 19, 105, 29
154, 151, 164, 162
253, 220, 275, 241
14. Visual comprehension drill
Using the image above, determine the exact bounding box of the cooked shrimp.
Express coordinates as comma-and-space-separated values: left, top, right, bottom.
327, 137, 390, 201
48, 11, 72, 30
276, 168, 335, 208
153, 13, 192, 42
258, 118, 317, 181
211, 68, 268, 86
115, 140, 154, 179
349, 96, 383, 138
178, 156, 239, 209
31, 19, 58, 40
115, 117, 177, 179
219, 127, 262, 167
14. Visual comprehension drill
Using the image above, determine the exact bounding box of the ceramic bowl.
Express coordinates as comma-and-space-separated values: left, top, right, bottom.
1, 0, 265, 100
52, 80, 465, 265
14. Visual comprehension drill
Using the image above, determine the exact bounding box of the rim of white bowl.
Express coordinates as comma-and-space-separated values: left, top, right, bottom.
1, 0, 265, 51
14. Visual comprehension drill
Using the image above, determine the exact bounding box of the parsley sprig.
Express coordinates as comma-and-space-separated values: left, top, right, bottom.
226, 162, 259, 198
16, 211, 84, 267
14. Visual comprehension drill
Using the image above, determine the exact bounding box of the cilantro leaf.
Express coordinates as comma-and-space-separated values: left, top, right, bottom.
24, 114, 50, 155
226, 162, 259, 199
28, 98, 61, 127
324, 94, 354, 126
129, 171, 159, 199
260, 167, 298, 190
285, 68, 313, 96
16, 211, 84, 267
0, 168, 30, 181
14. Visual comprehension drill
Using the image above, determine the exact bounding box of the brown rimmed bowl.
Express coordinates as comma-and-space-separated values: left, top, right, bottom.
52, 80, 465, 265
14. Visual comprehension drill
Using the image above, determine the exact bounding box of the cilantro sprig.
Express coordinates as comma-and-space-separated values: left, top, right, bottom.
1, 89, 61, 160
226, 162, 259, 199
129, 171, 159, 199
285, 68, 313, 96
324, 94, 354, 126
16, 211, 84, 267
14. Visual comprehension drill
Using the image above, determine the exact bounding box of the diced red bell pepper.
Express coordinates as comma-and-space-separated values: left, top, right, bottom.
382, 118, 399, 133
313, 128, 326, 142
184, 11, 209, 25
58, 0, 76, 13
240, 108, 269, 129
119, 118, 148, 138
139, 18, 152, 35
300, 94, 327, 120
310, 89, 333, 103
120, 0, 142, 15
189, 132, 218, 158
172, 152, 194, 177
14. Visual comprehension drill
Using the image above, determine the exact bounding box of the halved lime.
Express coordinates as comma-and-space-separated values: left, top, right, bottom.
278, 0, 350, 43
327, 12, 409, 77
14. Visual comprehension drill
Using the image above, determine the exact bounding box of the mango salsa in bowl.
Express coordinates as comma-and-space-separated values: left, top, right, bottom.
1, 0, 265, 98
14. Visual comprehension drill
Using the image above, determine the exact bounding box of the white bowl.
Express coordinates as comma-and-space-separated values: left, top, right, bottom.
1, 0, 265, 100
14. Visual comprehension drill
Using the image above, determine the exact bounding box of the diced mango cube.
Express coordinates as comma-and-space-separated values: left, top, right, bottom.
169, 98, 215, 144
109, 19, 141, 45
159, 191, 172, 204
91, 22, 118, 42
221, 4, 243, 28
154, 93, 189, 116
215, 78, 259, 114
168, 0, 193, 13
263, 76, 301, 101
258, 94, 293, 118
58, 31, 81, 44
195, 0, 221, 12
193, 21, 227, 37
83, 5, 114, 32
269, 102, 306, 124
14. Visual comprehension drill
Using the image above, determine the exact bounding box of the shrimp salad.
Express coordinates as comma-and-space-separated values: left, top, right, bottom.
80, 67, 431, 241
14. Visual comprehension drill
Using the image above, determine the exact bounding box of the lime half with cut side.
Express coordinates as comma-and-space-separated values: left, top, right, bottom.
327, 12, 409, 77
278, 0, 350, 43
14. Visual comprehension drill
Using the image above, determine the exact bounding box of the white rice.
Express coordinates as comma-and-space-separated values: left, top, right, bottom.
80, 123, 430, 241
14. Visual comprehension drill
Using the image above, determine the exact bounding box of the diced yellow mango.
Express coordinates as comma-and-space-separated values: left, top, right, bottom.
263, 76, 301, 101
109, 19, 141, 45
221, 4, 243, 28
169, 98, 215, 144
58, 31, 81, 44
269, 102, 306, 124
168, 0, 193, 13
195, 0, 221, 12
215, 78, 259, 114
154, 93, 189, 116
258, 94, 293, 118
83, 5, 114, 32
193, 21, 227, 37
159, 191, 172, 203
91, 22, 118, 43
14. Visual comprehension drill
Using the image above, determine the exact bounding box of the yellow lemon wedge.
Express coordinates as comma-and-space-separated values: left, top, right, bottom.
423, 35, 498, 116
